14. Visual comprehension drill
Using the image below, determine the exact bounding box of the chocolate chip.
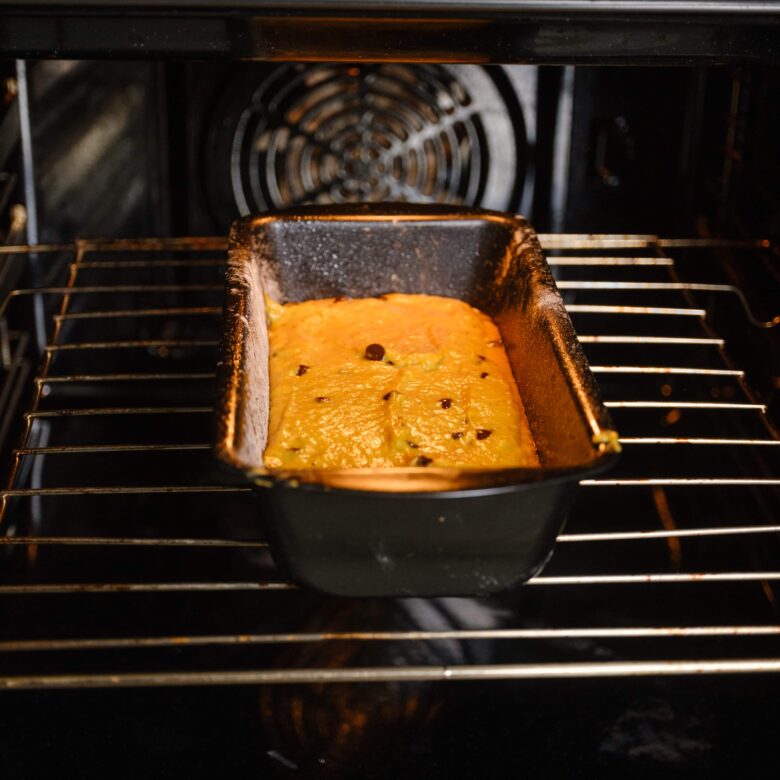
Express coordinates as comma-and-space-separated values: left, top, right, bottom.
451, 432, 463, 439
476, 429, 492, 440
407, 441, 419, 449
480, 371, 489, 379
382, 391, 394, 401
364, 343, 385, 361
387, 360, 395, 366
440, 398, 452, 409
315, 396, 329, 403
296, 364, 309, 376
288, 447, 301, 452
477, 355, 486, 362
415, 455, 433, 466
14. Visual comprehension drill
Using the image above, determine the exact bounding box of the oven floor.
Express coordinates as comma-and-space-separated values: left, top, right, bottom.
1, 678, 779, 778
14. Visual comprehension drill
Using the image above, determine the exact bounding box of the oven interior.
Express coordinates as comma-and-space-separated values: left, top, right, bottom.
0, 20, 779, 779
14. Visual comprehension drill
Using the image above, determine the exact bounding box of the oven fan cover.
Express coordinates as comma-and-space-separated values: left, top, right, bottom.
205, 63, 526, 223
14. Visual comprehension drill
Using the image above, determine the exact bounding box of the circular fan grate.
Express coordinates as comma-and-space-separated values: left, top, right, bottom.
211, 63, 524, 219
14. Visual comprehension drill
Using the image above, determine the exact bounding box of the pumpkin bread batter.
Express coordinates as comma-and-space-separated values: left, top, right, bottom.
263, 293, 538, 469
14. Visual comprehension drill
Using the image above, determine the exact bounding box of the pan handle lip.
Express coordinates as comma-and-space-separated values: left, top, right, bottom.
236, 202, 530, 227
224, 450, 620, 498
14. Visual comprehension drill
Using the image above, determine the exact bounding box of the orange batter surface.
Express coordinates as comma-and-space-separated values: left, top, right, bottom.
263, 293, 538, 469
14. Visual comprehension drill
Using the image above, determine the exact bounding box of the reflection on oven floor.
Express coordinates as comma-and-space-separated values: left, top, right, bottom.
260, 598, 503, 776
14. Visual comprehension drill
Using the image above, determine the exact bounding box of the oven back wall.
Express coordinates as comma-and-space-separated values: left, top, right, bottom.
19, 61, 701, 241
19, 61, 779, 243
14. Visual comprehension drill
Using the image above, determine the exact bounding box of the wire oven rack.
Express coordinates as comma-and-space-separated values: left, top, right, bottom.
0, 234, 777, 689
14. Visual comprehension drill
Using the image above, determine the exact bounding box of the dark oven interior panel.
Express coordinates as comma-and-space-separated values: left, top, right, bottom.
26, 61, 169, 243
2, 2, 780, 63
0, 51, 777, 776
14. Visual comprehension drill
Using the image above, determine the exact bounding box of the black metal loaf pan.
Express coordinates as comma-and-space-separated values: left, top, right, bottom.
216, 204, 619, 597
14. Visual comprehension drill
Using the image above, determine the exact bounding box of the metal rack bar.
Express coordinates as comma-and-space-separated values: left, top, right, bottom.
2, 523, 779, 546
36, 372, 217, 383
2, 486, 252, 496
74, 259, 227, 269
0, 235, 767, 256
56, 307, 222, 320
619, 438, 779, 446
14, 443, 213, 455
13, 437, 779, 457
0, 238, 229, 255
0, 536, 268, 547
26, 407, 214, 418
578, 335, 723, 344
537, 235, 770, 249
46, 339, 219, 351
590, 366, 743, 376
561, 281, 769, 291
604, 401, 765, 409
538, 235, 658, 248
2, 625, 780, 653
559, 280, 780, 328
565, 305, 705, 316
548, 257, 675, 266
6, 284, 224, 297
5, 659, 780, 691
558, 526, 780, 541
0, 582, 293, 594
531, 573, 780, 585
583, 479, 780, 486
6, 478, 779, 496
2, 572, 780, 595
